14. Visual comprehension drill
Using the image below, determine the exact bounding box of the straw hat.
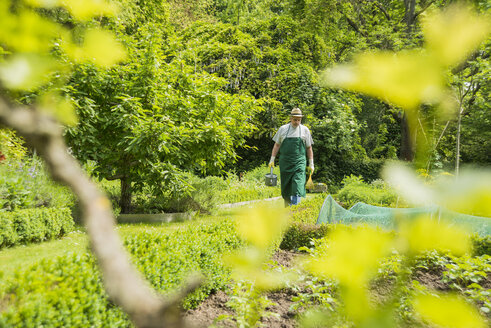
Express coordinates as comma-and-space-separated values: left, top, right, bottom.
290, 108, 303, 117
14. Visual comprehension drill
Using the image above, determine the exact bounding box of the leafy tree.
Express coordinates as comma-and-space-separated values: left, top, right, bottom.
65, 12, 260, 212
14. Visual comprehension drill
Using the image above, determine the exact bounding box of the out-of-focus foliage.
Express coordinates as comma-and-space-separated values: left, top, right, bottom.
413, 293, 486, 328
0, 0, 126, 124
0, 129, 26, 162
385, 164, 491, 217
225, 205, 292, 290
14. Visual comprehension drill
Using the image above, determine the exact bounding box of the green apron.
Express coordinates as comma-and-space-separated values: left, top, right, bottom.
279, 124, 306, 202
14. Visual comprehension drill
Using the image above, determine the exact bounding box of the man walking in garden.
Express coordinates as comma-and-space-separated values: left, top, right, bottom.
269, 108, 314, 206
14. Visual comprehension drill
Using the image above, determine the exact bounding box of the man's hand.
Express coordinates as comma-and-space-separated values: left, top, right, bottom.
268, 156, 275, 168
308, 159, 314, 174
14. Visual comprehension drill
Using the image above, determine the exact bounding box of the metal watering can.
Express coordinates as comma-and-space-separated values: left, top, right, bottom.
265, 167, 277, 186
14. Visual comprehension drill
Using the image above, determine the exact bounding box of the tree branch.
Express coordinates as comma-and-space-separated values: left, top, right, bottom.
413, 0, 436, 20
336, 5, 368, 38
369, 0, 391, 20
452, 51, 489, 75
107, 174, 126, 180
0, 96, 202, 328
345, 15, 368, 37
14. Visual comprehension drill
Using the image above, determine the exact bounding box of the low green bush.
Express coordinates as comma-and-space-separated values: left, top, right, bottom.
0, 207, 74, 248
0, 219, 243, 327
280, 194, 329, 251
133, 168, 281, 214
472, 235, 491, 256
280, 223, 331, 251
289, 194, 327, 224
336, 175, 403, 209
0, 157, 75, 211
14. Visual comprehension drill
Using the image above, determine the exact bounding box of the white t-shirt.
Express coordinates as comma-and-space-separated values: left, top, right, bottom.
272, 123, 313, 147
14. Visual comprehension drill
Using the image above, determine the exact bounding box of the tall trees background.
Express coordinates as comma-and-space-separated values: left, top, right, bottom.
4, 0, 488, 212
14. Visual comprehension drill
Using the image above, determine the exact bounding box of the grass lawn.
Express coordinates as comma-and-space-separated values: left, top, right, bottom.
0, 220, 197, 277
0, 230, 88, 275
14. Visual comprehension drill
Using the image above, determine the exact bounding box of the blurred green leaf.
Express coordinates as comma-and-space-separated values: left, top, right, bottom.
304, 226, 393, 287
397, 215, 471, 256
322, 50, 445, 110
414, 293, 486, 328
0, 54, 58, 90
63, 29, 126, 67
61, 0, 119, 21
423, 5, 491, 67
0, 3, 60, 53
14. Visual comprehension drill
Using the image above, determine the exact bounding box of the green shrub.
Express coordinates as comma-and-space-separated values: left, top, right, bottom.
336, 175, 403, 208
133, 168, 281, 214
290, 193, 327, 224
0, 219, 243, 327
472, 235, 491, 256
124, 219, 243, 308
0, 208, 74, 248
0, 254, 130, 328
280, 194, 329, 251
280, 223, 331, 251
0, 157, 75, 211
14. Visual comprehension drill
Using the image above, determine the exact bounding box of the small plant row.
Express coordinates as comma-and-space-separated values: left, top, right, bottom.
0, 207, 74, 248
0, 218, 243, 327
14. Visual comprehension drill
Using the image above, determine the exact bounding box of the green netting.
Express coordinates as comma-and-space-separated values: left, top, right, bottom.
316, 195, 491, 236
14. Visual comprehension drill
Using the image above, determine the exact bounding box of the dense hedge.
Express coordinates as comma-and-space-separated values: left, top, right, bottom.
0, 207, 74, 248
0, 219, 243, 327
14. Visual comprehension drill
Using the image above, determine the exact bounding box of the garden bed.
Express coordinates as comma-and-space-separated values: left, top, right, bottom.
184, 250, 491, 327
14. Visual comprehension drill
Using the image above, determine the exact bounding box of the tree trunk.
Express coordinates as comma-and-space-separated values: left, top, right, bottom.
400, 111, 414, 161
120, 176, 132, 214
455, 103, 463, 176
404, 0, 416, 31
